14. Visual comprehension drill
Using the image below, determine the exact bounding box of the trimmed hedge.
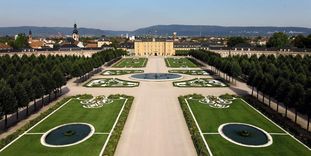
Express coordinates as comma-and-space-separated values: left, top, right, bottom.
103, 95, 134, 156
175, 50, 190, 56
178, 95, 209, 156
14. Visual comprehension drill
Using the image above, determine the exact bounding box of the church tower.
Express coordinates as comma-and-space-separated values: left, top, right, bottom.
28, 29, 33, 43
72, 23, 80, 41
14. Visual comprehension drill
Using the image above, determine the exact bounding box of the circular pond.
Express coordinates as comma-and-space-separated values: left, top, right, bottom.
41, 123, 95, 147
130, 73, 182, 81
218, 123, 272, 147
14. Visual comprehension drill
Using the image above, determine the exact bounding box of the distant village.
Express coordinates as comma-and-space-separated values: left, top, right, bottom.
0, 23, 311, 54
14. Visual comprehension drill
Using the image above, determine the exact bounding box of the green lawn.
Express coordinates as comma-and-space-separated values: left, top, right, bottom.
112, 58, 147, 68
101, 70, 144, 76
0, 95, 132, 156
181, 95, 311, 156
168, 70, 210, 75
84, 78, 139, 87
165, 58, 201, 68
173, 78, 227, 87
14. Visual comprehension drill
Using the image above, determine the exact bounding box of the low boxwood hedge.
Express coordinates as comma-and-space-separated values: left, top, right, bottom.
178, 95, 209, 156
103, 95, 134, 156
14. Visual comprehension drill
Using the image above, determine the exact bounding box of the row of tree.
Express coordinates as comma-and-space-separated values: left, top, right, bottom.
227, 32, 311, 50
0, 49, 126, 128
190, 50, 311, 130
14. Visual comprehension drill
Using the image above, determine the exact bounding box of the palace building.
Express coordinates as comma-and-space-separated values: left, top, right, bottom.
134, 38, 175, 56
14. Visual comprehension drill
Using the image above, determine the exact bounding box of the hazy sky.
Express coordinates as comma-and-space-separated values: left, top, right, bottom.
0, 0, 310, 30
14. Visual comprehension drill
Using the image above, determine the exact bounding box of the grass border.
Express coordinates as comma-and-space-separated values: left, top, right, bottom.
178, 95, 210, 156
83, 78, 140, 88
102, 95, 134, 155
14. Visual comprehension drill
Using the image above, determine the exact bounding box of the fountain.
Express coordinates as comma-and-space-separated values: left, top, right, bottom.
41, 123, 95, 147
131, 73, 182, 81
218, 123, 273, 147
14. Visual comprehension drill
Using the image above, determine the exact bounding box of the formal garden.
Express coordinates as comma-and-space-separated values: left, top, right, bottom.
173, 78, 227, 87
84, 78, 139, 87
169, 70, 210, 75
112, 58, 148, 68
165, 58, 201, 68
179, 94, 311, 156
0, 94, 134, 156
101, 70, 144, 76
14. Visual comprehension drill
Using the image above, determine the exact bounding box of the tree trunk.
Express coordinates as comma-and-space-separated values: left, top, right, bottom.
256, 89, 259, 99
251, 86, 254, 95
26, 104, 29, 116
268, 96, 271, 107
48, 93, 51, 102
276, 101, 279, 112
307, 115, 310, 131
294, 109, 298, 124
34, 99, 37, 111
285, 105, 288, 118
16, 108, 19, 120
262, 94, 265, 103
5, 113, 7, 128
42, 96, 44, 107
54, 89, 57, 98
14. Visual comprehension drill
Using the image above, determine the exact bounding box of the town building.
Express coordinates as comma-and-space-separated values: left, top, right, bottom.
173, 42, 201, 51
0, 43, 13, 52
97, 39, 112, 48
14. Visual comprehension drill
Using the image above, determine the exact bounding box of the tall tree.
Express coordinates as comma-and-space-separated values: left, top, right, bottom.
13, 84, 29, 120
31, 76, 44, 111
13, 33, 29, 50
288, 83, 304, 123
305, 89, 311, 131
267, 32, 289, 49
0, 80, 17, 128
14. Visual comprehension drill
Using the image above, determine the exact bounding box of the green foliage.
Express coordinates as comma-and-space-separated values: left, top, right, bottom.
13, 84, 29, 108
175, 50, 190, 56
12, 33, 29, 49
189, 49, 311, 118
227, 37, 248, 47
0, 49, 125, 125
267, 32, 289, 49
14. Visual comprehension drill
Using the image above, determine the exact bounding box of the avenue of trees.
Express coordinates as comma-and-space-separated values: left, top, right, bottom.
190, 50, 311, 130
0, 49, 126, 128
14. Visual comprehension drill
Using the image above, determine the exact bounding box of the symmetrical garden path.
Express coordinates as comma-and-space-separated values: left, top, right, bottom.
5, 56, 308, 155
67, 56, 238, 156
